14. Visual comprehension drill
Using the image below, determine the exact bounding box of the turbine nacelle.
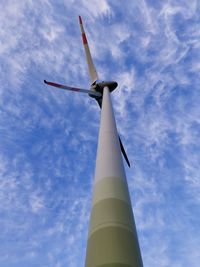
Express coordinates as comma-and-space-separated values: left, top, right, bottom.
91, 81, 118, 96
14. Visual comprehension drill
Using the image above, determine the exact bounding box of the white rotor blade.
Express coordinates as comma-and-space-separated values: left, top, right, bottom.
44, 80, 101, 97
79, 16, 98, 85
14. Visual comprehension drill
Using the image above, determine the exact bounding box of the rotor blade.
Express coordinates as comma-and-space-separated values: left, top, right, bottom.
118, 135, 130, 167
95, 98, 130, 167
79, 16, 98, 85
95, 97, 102, 108
44, 80, 102, 97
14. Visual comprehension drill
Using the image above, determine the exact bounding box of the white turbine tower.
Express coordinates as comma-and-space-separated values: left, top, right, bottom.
44, 16, 143, 267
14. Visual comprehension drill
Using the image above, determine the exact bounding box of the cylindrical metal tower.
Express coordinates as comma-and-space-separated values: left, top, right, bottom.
85, 87, 143, 267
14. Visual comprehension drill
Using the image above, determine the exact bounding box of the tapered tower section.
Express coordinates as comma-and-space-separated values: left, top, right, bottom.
85, 87, 143, 267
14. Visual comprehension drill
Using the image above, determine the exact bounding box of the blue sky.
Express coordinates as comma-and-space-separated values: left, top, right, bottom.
0, 0, 200, 266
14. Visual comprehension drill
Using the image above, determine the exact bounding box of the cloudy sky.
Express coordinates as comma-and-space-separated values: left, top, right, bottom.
0, 0, 200, 266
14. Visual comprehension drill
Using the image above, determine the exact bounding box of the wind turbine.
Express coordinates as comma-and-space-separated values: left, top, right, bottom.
44, 16, 143, 267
